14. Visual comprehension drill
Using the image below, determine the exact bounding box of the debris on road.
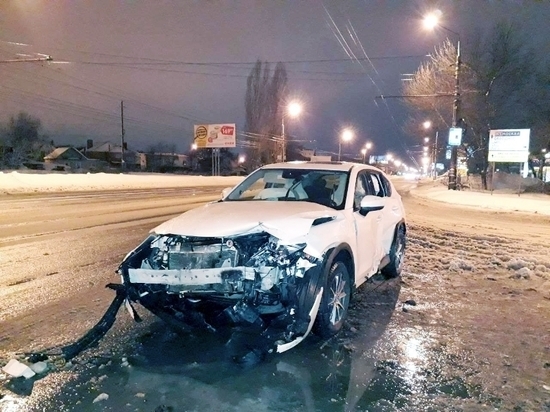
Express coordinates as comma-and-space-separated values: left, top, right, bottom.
92, 393, 109, 403
2, 359, 35, 379
29, 361, 48, 374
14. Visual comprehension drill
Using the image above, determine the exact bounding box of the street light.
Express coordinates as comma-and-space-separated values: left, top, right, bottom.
361, 142, 373, 164
339, 128, 354, 161
365, 142, 372, 164
423, 10, 461, 190
281, 100, 303, 162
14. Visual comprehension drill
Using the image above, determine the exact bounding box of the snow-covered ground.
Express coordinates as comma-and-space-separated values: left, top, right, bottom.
409, 178, 550, 215
0, 171, 244, 193
1, 170, 549, 410
1, 170, 548, 215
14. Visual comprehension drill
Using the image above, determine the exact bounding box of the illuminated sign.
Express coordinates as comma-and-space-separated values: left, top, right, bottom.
488, 129, 530, 163
193, 124, 236, 148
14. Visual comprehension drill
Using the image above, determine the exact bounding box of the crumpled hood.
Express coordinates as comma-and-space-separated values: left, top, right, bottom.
152, 200, 337, 242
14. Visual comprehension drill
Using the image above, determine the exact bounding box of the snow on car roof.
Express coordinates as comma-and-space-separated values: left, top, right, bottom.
262, 161, 381, 173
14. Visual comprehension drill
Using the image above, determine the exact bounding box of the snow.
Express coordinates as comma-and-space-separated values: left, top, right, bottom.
2, 359, 35, 378
409, 178, 550, 216
0, 170, 244, 193
2, 170, 547, 215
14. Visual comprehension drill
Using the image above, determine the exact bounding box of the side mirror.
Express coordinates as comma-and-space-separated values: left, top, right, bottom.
359, 195, 386, 216
221, 187, 233, 199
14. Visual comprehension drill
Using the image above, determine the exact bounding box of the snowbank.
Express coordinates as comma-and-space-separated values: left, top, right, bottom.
0, 171, 244, 194
1, 171, 548, 216
411, 180, 550, 216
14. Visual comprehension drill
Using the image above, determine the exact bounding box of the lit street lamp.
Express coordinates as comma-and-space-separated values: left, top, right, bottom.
363, 142, 373, 164
339, 128, 354, 161
424, 10, 461, 190
281, 100, 303, 162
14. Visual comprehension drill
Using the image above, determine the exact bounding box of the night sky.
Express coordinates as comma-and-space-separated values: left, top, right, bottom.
1, 0, 549, 164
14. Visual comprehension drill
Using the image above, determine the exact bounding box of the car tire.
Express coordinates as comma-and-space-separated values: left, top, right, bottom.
313, 260, 351, 338
382, 223, 406, 279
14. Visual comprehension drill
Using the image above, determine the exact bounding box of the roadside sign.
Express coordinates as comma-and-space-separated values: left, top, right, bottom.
448, 127, 462, 146
488, 129, 530, 163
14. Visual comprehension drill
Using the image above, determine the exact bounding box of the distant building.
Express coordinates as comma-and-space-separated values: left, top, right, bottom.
300, 149, 315, 159
84, 141, 140, 169
44, 147, 104, 171
142, 152, 189, 172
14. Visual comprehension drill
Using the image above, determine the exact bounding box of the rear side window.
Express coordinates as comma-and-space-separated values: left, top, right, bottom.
366, 173, 385, 197
379, 174, 392, 196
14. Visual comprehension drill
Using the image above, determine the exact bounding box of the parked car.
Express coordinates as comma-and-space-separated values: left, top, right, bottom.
117, 161, 406, 362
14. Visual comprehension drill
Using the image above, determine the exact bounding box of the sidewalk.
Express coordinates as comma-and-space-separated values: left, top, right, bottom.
410, 179, 550, 216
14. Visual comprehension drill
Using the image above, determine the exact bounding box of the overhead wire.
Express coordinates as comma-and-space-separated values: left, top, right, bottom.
321, 2, 421, 164
1, 39, 212, 128
0, 62, 204, 138
0, 74, 186, 136
1, 32, 428, 158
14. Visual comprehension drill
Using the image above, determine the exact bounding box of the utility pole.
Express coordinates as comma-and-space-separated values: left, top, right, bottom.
120, 101, 125, 170
448, 39, 461, 190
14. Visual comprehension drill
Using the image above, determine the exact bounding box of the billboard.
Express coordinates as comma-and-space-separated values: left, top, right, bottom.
369, 155, 390, 164
488, 129, 530, 163
193, 124, 236, 148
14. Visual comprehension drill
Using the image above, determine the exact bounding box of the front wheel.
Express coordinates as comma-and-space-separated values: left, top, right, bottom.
381, 223, 406, 279
313, 261, 351, 338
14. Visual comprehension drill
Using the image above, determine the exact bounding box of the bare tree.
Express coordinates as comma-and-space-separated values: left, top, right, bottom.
244, 60, 288, 168
404, 23, 542, 188
525, 66, 550, 179
1, 112, 49, 168
403, 39, 460, 129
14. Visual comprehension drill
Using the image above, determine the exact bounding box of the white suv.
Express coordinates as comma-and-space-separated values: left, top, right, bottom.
118, 161, 406, 362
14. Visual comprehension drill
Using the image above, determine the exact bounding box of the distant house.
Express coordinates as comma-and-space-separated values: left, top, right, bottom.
44, 147, 103, 171
85, 141, 140, 169
143, 152, 189, 172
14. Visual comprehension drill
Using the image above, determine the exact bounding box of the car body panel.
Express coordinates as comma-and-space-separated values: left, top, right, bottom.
152, 201, 336, 243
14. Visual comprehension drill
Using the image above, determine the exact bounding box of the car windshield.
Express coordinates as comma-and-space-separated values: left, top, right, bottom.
225, 168, 349, 209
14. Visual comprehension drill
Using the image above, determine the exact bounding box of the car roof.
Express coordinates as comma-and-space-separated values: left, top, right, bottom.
261, 161, 383, 173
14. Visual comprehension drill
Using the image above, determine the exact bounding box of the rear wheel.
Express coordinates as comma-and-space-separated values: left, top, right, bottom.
382, 223, 406, 279
313, 261, 351, 338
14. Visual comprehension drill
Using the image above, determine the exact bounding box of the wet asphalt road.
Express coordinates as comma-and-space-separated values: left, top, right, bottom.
1, 183, 549, 411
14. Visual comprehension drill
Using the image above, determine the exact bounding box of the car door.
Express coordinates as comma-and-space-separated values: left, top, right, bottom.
365, 171, 401, 252
352, 171, 385, 281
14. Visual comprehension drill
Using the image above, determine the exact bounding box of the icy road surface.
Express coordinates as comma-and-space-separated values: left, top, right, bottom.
0, 176, 548, 411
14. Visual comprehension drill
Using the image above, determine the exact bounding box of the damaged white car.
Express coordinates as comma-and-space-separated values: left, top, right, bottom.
117, 161, 406, 362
